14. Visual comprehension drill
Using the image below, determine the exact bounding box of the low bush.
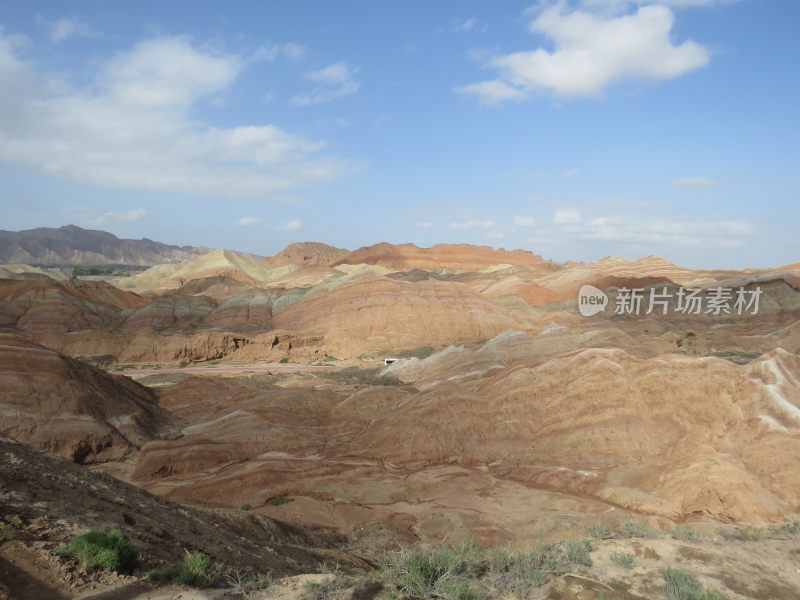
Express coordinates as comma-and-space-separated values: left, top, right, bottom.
619, 517, 659, 539
586, 523, 614, 539
58, 528, 138, 573
491, 539, 593, 597
610, 551, 635, 569
717, 525, 760, 542
671, 527, 703, 543
268, 495, 294, 506
379, 538, 486, 600
663, 567, 725, 600
150, 551, 217, 587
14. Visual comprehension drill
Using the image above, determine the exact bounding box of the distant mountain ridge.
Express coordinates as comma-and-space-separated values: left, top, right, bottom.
0, 225, 206, 266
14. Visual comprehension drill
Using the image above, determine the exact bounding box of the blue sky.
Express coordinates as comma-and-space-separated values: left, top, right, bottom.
0, 0, 797, 268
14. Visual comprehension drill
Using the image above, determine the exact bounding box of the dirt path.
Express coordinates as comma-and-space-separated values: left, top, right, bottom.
118, 362, 338, 377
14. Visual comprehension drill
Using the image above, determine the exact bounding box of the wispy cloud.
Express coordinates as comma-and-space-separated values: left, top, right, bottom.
449, 17, 487, 33
457, 4, 710, 104
237, 216, 263, 227
40, 16, 97, 42
292, 61, 360, 106
0, 32, 356, 196
415, 221, 435, 229
251, 42, 306, 62
279, 219, 303, 232
674, 175, 714, 188
513, 215, 537, 227
66, 207, 147, 225
561, 168, 580, 179
449, 218, 499, 230
540, 208, 752, 247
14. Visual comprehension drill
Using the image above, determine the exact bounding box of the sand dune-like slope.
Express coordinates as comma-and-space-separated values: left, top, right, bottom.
0, 334, 169, 463
335, 242, 547, 271
272, 274, 540, 356
0, 278, 148, 332
119, 248, 296, 293
268, 241, 350, 266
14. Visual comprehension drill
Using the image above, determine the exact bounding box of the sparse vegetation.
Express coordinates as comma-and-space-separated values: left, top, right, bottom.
610, 551, 635, 569
663, 567, 725, 600
769, 520, 800, 538
325, 366, 404, 386
619, 517, 659, 539
239, 502, 252, 511
379, 538, 486, 600
717, 525, 760, 542
491, 539, 593, 597
280, 357, 290, 364
179, 360, 189, 368
58, 528, 138, 574
671, 527, 703, 543
224, 567, 274, 598
268, 495, 294, 506
149, 551, 218, 587
586, 523, 614, 539
398, 346, 435, 360
300, 575, 357, 600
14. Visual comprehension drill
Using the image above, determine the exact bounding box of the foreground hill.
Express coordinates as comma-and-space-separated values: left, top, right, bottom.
0, 225, 204, 266
0, 435, 363, 598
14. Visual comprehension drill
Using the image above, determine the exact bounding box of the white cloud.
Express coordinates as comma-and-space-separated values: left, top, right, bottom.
66, 206, 147, 225
279, 219, 303, 232
454, 80, 525, 106
237, 216, 263, 227
44, 17, 96, 42
458, 4, 710, 103
0, 32, 356, 196
513, 215, 537, 226
553, 208, 582, 224
449, 219, 499, 230
487, 231, 506, 240
415, 221, 435, 229
292, 61, 360, 106
251, 42, 306, 62
561, 167, 580, 178
541, 209, 752, 247
674, 175, 714, 188
450, 17, 487, 33
582, 0, 739, 11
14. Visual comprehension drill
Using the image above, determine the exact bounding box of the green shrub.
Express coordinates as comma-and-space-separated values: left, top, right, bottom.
717, 525, 760, 542
610, 551, 635, 569
280, 357, 290, 364
58, 528, 138, 573
619, 517, 659, 539
586, 523, 614, 539
300, 575, 357, 600
671, 527, 702, 543
150, 551, 217, 587
239, 503, 252, 511
268, 495, 294, 506
491, 539, 593, 596
663, 568, 725, 600
379, 538, 485, 600
769, 520, 800, 538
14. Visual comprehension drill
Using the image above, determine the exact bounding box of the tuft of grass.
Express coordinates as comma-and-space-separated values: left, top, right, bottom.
769, 520, 800, 538
491, 539, 594, 597
224, 567, 274, 598
280, 357, 290, 364
379, 538, 486, 600
610, 551, 635, 569
239, 503, 252, 511
586, 523, 614, 539
619, 517, 659, 539
671, 527, 703, 543
663, 567, 725, 600
58, 528, 138, 573
268, 495, 294, 506
717, 525, 760, 542
179, 360, 189, 368
149, 551, 217, 588
300, 575, 359, 600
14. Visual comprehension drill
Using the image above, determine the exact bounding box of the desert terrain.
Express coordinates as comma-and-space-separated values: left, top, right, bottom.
1, 230, 799, 598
